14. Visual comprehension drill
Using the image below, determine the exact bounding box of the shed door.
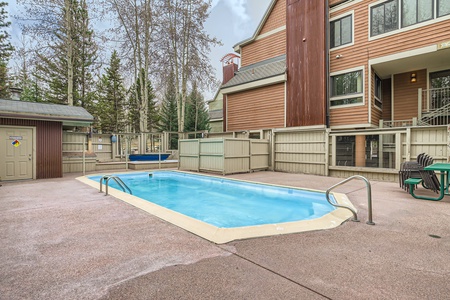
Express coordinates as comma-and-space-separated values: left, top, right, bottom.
0, 127, 33, 181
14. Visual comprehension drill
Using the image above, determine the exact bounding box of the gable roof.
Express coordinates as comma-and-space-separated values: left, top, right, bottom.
233, 0, 278, 52
0, 99, 94, 126
221, 54, 286, 89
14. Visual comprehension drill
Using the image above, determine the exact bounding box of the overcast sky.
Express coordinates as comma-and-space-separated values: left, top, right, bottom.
5, 0, 272, 99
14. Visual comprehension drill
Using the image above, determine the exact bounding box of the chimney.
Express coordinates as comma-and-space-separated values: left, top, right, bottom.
220, 53, 240, 85
9, 87, 23, 100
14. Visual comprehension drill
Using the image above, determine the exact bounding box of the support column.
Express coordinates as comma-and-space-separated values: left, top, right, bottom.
355, 135, 366, 167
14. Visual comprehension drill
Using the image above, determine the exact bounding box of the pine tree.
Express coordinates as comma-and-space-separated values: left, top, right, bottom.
33, 0, 97, 106
95, 50, 126, 133
157, 71, 178, 149
185, 81, 210, 133
0, 2, 14, 98
128, 69, 159, 133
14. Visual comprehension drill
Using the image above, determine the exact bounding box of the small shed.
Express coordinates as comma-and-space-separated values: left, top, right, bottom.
0, 99, 93, 181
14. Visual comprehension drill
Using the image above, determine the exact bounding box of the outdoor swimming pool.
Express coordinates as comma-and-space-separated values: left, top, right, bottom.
79, 171, 355, 243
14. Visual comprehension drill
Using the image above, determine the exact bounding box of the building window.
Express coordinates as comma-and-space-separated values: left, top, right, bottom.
330, 14, 352, 48
371, 0, 449, 37
438, 0, 450, 17
371, 0, 399, 36
375, 74, 382, 109
402, 0, 434, 27
335, 134, 396, 169
330, 70, 363, 107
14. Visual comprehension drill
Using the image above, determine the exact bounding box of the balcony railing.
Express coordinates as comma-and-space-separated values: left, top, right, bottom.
419, 87, 450, 126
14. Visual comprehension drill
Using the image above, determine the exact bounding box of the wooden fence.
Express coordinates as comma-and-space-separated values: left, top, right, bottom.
63, 126, 449, 182
179, 138, 270, 175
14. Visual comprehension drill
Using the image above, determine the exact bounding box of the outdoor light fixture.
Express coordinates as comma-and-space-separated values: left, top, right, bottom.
410, 72, 417, 83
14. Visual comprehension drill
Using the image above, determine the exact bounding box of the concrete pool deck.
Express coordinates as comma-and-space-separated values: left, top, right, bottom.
1, 170, 449, 299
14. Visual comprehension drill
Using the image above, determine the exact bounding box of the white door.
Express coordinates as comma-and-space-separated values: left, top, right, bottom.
0, 127, 34, 181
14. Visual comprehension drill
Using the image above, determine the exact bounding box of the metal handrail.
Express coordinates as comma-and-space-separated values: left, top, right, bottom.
99, 175, 132, 196
99, 175, 111, 193
325, 175, 375, 225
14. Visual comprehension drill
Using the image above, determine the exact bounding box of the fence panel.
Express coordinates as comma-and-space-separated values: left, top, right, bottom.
274, 129, 328, 175
178, 139, 200, 171
250, 140, 270, 170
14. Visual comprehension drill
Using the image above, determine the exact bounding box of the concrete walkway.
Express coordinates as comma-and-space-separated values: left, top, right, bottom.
1, 171, 449, 299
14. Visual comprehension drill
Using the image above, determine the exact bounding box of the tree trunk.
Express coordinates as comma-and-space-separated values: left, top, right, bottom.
65, 0, 74, 106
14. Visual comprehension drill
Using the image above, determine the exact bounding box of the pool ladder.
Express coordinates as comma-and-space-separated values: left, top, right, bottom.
99, 175, 132, 196
325, 175, 375, 225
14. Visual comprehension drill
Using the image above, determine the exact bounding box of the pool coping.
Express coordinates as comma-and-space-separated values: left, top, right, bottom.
76, 170, 356, 244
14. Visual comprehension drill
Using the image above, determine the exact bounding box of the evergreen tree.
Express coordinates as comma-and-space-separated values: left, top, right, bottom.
20, 77, 44, 102
95, 50, 126, 133
185, 81, 210, 133
128, 69, 159, 133
33, 0, 97, 106
0, 2, 14, 98
157, 71, 178, 149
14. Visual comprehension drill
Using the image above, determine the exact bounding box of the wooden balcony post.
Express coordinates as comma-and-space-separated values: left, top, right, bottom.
418, 88, 422, 120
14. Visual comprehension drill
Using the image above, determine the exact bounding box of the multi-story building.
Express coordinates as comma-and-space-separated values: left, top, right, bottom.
208, 0, 450, 173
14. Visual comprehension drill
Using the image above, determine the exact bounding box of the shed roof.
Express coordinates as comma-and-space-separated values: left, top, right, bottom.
0, 99, 94, 126
221, 54, 286, 89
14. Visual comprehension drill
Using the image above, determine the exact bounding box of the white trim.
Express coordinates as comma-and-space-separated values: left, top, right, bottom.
221, 74, 287, 94
255, 25, 286, 42
368, 0, 450, 41
233, 0, 278, 51
330, 65, 365, 109
330, 123, 378, 130
330, 0, 363, 13
369, 44, 437, 65
329, 10, 355, 51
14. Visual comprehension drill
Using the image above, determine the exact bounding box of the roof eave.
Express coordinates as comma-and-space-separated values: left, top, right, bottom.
232, 0, 278, 50
0, 112, 93, 126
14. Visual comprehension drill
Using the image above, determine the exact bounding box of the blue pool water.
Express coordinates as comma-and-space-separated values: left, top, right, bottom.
88, 171, 336, 228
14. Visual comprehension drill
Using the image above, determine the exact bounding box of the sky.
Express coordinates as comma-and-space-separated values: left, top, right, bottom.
5, 0, 272, 99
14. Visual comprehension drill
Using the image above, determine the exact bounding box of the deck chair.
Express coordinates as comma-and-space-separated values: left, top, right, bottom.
399, 153, 425, 190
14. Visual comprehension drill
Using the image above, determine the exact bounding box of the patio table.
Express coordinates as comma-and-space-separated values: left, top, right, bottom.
408, 163, 450, 201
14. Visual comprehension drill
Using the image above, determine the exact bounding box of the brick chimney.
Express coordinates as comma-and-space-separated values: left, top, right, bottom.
220, 53, 240, 85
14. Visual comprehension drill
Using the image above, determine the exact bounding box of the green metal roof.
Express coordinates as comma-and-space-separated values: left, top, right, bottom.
221, 55, 286, 89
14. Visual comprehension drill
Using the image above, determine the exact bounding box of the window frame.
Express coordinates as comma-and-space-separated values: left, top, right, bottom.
401, 0, 434, 28
374, 74, 383, 109
330, 66, 365, 109
437, 0, 450, 17
369, 0, 450, 39
370, 0, 399, 37
330, 12, 354, 50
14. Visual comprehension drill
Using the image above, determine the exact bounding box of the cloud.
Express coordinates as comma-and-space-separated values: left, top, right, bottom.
222, 0, 251, 40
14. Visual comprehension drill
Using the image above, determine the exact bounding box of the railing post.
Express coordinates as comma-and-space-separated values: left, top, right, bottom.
418, 88, 422, 120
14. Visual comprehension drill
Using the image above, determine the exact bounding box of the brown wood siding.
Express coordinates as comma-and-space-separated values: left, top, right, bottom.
240, 30, 286, 67
329, 1, 450, 126
330, 1, 450, 62
330, 105, 368, 126
286, 0, 327, 127
0, 118, 63, 179
226, 84, 285, 131
382, 78, 392, 120
260, 0, 286, 35
393, 69, 427, 121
